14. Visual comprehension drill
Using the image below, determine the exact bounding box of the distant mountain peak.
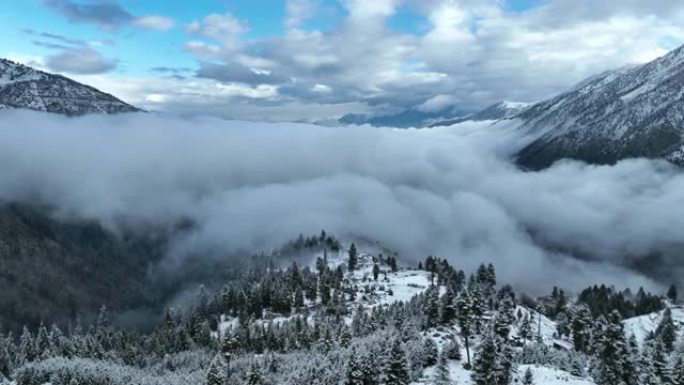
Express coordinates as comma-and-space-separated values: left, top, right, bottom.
429, 100, 531, 127
0, 59, 140, 116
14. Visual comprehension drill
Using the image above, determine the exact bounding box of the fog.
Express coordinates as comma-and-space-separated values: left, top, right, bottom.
1, 109, 682, 293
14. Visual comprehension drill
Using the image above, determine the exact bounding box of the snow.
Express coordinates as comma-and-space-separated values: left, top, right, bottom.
500, 100, 531, 109
623, 305, 684, 345
518, 365, 597, 385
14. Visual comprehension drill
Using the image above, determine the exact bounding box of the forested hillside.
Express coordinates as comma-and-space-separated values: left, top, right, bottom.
0, 234, 680, 385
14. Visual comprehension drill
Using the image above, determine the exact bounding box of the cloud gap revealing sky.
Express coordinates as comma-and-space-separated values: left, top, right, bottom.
3, 0, 684, 120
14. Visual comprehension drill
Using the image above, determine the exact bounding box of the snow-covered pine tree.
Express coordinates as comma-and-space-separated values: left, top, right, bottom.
571, 305, 592, 353
424, 286, 440, 328
522, 367, 534, 385
593, 310, 636, 385
440, 286, 457, 325
655, 308, 677, 352
421, 338, 438, 368
206, 353, 228, 385
345, 346, 364, 385
434, 352, 451, 385
456, 289, 474, 368
384, 337, 410, 385
472, 331, 498, 385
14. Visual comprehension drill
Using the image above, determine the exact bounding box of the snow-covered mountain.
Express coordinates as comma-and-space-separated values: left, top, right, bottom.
430, 101, 531, 127
0, 59, 140, 116
515, 45, 684, 169
339, 108, 468, 128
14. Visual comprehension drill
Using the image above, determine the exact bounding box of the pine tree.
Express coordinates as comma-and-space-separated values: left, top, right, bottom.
571, 305, 592, 353
421, 338, 438, 367
593, 310, 636, 385
522, 367, 534, 385
472, 332, 498, 385
424, 286, 440, 328
440, 287, 457, 325
520, 314, 533, 342
345, 346, 364, 385
348, 243, 358, 272
655, 308, 676, 352
373, 263, 380, 281
435, 352, 451, 385
384, 337, 410, 385
667, 284, 678, 303
206, 353, 228, 385
456, 289, 474, 368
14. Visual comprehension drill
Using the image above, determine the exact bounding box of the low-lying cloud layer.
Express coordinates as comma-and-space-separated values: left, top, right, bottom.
1, 110, 681, 293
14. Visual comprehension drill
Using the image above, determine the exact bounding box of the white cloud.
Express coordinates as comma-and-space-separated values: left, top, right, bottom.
1, 111, 680, 292
46, 47, 117, 74
133, 15, 176, 32
168, 0, 684, 120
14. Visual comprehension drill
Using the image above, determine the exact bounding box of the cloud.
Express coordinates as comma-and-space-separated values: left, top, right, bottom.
157, 0, 684, 121
46, 47, 117, 74
42, 0, 175, 31
42, 0, 133, 29
0, 110, 682, 294
133, 15, 176, 32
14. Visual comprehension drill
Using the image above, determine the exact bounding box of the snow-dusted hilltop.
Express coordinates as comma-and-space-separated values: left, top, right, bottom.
0, 59, 140, 116
515, 45, 684, 169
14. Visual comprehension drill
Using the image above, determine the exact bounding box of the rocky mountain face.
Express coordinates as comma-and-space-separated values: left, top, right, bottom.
0, 59, 140, 116
515, 46, 684, 170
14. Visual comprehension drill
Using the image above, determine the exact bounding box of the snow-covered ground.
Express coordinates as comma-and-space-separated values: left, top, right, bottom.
218, 244, 675, 385
623, 306, 684, 345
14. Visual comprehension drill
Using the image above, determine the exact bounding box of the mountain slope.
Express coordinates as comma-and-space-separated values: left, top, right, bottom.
0, 203, 164, 330
430, 101, 530, 127
515, 46, 684, 169
0, 59, 140, 116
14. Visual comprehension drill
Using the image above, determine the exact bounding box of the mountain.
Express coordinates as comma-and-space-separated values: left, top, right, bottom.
0, 59, 140, 116
339, 107, 468, 128
0, 203, 163, 331
430, 101, 531, 127
515, 46, 684, 170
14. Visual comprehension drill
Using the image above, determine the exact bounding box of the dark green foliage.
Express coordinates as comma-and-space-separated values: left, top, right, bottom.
348, 244, 358, 272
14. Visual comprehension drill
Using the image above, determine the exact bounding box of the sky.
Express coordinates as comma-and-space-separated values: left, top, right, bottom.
3, 0, 684, 121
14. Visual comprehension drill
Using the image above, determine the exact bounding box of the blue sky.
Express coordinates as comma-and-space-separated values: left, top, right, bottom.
3, 0, 683, 121
3, 0, 541, 77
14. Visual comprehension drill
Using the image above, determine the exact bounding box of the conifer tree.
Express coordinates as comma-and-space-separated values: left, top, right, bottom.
571, 305, 592, 353
667, 284, 678, 303
440, 287, 457, 325
206, 353, 228, 385
456, 289, 474, 368
434, 352, 451, 385
421, 338, 438, 367
345, 346, 364, 385
655, 308, 676, 352
424, 286, 440, 328
384, 337, 410, 385
348, 243, 358, 272
522, 367, 534, 385
472, 332, 498, 385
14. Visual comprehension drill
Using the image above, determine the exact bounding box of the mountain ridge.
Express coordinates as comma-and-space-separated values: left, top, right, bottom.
0, 58, 140, 116
515, 45, 684, 169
